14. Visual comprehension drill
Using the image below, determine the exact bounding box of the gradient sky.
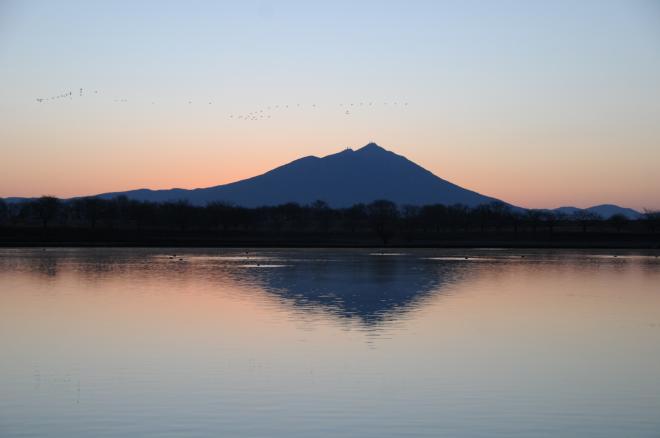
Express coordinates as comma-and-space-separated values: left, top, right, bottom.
1, 0, 659, 209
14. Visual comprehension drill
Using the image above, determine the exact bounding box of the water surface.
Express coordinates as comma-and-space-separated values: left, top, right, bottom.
1, 248, 659, 437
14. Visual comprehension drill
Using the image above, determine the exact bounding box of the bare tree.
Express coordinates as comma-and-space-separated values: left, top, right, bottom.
169, 200, 193, 231
525, 209, 544, 234
572, 210, 601, 233
608, 214, 629, 233
73, 197, 101, 229
643, 209, 660, 233
33, 196, 61, 229
401, 205, 420, 241
0, 198, 7, 225
311, 200, 332, 231
367, 200, 399, 245
540, 211, 559, 234
344, 203, 366, 233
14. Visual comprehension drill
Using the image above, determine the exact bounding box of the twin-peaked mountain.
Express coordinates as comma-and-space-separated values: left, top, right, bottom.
6, 142, 641, 218
98, 143, 502, 208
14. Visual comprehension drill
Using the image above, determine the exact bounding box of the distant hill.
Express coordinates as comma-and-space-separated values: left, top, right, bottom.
3, 197, 33, 204
553, 204, 642, 220
96, 143, 503, 207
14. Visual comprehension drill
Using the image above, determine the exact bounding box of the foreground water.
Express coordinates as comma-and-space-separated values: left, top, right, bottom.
1, 248, 659, 437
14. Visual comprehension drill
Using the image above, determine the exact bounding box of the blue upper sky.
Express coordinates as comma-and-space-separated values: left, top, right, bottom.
1, 0, 659, 209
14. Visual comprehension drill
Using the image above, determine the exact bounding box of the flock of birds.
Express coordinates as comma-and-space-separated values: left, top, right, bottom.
230, 100, 410, 121
36, 88, 99, 103
35, 88, 410, 121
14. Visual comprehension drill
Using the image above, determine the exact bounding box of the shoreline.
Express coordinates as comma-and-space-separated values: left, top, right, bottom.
2, 228, 658, 250
1, 241, 658, 250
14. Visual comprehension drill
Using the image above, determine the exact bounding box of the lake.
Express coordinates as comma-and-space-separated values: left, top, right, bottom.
1, 248, 659, 437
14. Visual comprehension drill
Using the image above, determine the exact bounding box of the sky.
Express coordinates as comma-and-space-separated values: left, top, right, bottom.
1, 0, 659, 210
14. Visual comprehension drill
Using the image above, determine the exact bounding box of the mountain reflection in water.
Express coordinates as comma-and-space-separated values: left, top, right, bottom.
1, 248, 660, 438
226, 252, 466, 325
1, 248, 472, 328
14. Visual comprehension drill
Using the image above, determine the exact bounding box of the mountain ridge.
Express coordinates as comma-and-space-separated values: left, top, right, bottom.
95, 143, 504, 208
1, 143, 645, 218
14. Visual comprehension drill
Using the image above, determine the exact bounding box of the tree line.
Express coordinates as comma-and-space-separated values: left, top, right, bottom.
1, 196, 659, 244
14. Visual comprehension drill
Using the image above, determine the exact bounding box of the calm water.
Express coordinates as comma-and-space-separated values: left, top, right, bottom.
1, 248, 659, 438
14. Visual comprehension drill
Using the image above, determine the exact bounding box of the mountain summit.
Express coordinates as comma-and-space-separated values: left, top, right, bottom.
98, 143, 503, 207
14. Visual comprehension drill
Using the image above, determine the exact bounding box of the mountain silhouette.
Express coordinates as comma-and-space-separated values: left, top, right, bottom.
97, 143, 503, 207
553, 204, 642, 220
0, 143, 646, 216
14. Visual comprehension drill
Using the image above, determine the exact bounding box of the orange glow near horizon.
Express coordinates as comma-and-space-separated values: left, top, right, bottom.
3, 132, 657, 210
1, 1, 659, 210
